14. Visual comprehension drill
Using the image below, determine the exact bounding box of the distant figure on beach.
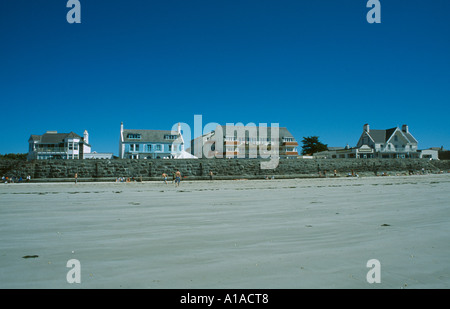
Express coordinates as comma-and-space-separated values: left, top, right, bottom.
209, 170, 213, 181
26, 175, 31, 182
74, 173, 78, 184
175, 170, 181, 187
334, 169, 337, 177
162, 172, 168, 184
172, 172, 176, 183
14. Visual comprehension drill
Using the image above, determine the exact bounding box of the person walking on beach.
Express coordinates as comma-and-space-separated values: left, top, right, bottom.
74, 173, 78, 184
162, 172, 168, 184
175, 170, 181, 187
209, 170, 213, 181
172, 171, 176, 183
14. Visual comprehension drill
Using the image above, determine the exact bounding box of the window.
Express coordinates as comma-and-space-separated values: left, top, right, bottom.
155, 145, 161, 151
147, 145, 152, 152
164, 135, 178, 140
168, 145, 173, 151
127, 134, 141, 139
129, 144, 139, 152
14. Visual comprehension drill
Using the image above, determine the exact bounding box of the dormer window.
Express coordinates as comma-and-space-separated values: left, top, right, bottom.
127, 134, 141, 139
164, 135, 178, 140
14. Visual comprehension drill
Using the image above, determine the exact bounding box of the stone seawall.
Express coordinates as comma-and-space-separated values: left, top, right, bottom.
1, 158, 450, 182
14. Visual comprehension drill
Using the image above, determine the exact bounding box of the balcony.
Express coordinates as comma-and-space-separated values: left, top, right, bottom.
224, 141, 239, 145
282, 141, 298, 146
35, 148, 67, 153
378, 147, 413, 153
282, 151, 299, 156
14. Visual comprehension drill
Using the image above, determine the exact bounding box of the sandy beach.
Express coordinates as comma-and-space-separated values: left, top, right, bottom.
0, 174, 449, 289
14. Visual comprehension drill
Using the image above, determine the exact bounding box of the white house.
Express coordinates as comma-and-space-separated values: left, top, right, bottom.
355, 124, 419, 158
314, 124, 422, 159
28, 130, 91, 160
119, 122, 185, 159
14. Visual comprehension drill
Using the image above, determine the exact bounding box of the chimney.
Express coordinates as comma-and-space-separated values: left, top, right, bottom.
83, 130, 89, 144
363, 123, 370, 133
402, 124, 409, 133
177, 123, 184, 151
120, 122, 124, 134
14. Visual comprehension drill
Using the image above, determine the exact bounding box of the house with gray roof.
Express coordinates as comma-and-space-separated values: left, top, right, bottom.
314, 123, 421, 159
119, 122, 184, 159
190, 124, 299, 159
356, 124, 419, 158
28, 130, 91, 160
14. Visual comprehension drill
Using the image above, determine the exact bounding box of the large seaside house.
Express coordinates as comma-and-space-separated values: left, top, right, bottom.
313, 123, 435, 159
190, 124, 299, 159
119, 122, 187, 159
28, 130, 92, 160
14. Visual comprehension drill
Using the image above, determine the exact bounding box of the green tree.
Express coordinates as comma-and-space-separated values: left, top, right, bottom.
301, 136, 328, 155
0, 153, 27, 160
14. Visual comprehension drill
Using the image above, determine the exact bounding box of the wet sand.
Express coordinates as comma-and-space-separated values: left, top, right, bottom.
1, 174, 449, 288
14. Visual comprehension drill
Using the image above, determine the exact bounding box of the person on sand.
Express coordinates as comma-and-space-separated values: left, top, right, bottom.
209, 170, 213, 181
162, 172, 168, 184
175, 170, 181, 187
74, 173, 78, 184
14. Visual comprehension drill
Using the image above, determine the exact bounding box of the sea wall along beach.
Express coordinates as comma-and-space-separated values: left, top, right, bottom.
1, 158, 450, 181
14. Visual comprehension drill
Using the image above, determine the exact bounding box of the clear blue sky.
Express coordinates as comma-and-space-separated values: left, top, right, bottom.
1, 0, 449, 155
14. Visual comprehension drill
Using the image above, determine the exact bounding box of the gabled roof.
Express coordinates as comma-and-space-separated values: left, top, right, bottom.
29, 135, 41, 141
402, 131, 418, 144
366, 128, 396, 144
217, 125, 295, 139
122, 129, 182, 144
366, 127, 417, 144
30, 132, 82, 144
